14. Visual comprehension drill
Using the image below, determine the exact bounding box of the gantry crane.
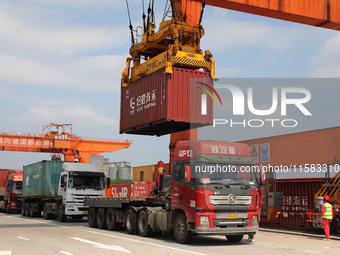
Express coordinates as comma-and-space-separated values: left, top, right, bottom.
122, 0, 340, 166
0, 123, 131, 163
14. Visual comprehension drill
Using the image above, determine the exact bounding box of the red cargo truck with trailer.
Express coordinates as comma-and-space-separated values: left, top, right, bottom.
85, 140, 264, 243
0, 169, 23, 213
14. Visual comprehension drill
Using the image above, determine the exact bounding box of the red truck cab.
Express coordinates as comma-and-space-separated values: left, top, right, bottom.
171, 141, 263, 242
3, 170, 23, 213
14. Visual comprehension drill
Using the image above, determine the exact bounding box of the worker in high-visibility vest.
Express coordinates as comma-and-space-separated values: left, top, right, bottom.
321, 195, 333, 240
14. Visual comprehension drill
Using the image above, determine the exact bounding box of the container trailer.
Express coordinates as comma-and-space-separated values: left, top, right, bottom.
85, 140, 264, 243
21, 160, 105, 221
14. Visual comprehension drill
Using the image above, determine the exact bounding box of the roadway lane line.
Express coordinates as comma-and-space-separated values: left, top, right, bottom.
90, 231, 206, 255
5, 215, 71, 229
59, 251, 74, 255
17, 236, 31, 241
71, 237, 131, 253
7, 215, 205, 255
0, 252, 11, 255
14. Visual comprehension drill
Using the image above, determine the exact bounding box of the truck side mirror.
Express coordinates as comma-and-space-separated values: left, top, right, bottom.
185, 165, 191, 183
60, 175, 67, 189
106, 178, 111, 188
60, 176, 64, 187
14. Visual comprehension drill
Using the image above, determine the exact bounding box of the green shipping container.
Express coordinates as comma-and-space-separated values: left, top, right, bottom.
23, 160, 66, 199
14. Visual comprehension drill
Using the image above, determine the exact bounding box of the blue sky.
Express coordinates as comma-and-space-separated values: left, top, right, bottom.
0, 0, 339, 169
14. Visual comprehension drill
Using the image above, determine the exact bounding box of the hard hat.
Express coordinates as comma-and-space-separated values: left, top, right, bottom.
324, 195, 330, 201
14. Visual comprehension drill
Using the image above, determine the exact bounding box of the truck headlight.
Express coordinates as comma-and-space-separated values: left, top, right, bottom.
66, 203, 75, 208
252, 215, 258, 227
200, 216, 210, 228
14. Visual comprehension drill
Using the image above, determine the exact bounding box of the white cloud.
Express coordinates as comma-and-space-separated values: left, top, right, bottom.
311, 34, 340, 77
8, 103, 118, 130
0, 55, 76, 86
0, 8, 127, 55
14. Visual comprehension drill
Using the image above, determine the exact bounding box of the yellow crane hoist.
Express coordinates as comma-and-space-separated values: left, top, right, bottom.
122, 0, 216, 87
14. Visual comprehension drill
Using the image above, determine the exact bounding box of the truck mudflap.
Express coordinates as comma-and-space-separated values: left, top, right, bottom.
194, 226, 258, 235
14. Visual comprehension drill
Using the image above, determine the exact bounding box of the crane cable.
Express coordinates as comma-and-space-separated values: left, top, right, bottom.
183, 0, 187, 22
142, 0, 146, 32
199, 0, 206, 26
146, 0, 151, 35
125, 0, 135, 45
162, 0, 170, 22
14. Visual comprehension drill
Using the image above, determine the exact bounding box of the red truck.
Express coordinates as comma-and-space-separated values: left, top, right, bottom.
84, 140, 264, 243
0, 169, 23, 213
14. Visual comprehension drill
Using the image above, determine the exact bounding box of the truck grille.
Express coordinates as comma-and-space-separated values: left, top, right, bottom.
209, 195, 252, 206
14, 193, 22, 203
213, 218, 250, 228
71, 194, 103, 208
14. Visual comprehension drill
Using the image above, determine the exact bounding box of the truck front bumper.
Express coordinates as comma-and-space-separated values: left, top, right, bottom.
64, 203, 88, 216
195, 226, 258, 235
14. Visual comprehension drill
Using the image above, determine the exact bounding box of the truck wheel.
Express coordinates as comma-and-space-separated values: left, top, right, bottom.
138, 210, 152, 237
25, 203, 30, 217
96, 208, 106, 229
5, 202, 10, 214
106, 208, 117, 231
125, 208, 136, 234
58, 205, 66, 222
88, 207, 97, 228
43, 204, 52, 219
226, 235, 244, 243
21, 202, 25, 216
29, 203, 35, 217
174, 213, 192, 244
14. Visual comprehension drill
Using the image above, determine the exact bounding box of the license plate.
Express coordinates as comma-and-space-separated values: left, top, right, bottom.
227, 214, 238, 219
83, 211, 88, 215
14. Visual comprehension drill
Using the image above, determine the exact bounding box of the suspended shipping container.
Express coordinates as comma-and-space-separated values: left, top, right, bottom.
120, 67, 213, 136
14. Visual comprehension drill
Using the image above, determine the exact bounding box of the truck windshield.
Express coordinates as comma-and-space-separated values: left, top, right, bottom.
13, 181, 23, 190
193, 163, 259, 185
69, 176, 105, 190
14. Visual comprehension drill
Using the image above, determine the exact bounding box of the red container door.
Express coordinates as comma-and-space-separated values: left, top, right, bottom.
274, 178, 324, 226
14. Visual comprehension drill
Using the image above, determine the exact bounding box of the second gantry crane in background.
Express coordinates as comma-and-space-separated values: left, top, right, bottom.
0, 123, 131, 163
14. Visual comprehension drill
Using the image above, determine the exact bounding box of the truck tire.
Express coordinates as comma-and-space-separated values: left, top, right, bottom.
125, 208, 136, 234
29, 203, 35, 217
88, 207, 97, 228
96, 208, 106, 229
174, 213, 192, 244
226, 235, 243, 243
25, 203, 30, 217
106, 208, 118, 231
137, 210, 152, 237
5, 202, 10, 214
58, 205, 66, 222
21, 202, 25, 216
43, 204, 52, 219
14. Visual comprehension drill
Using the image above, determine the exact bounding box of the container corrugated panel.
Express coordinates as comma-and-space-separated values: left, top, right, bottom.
273, 178, 324, 226
239, 127, 340, 166
120, 67, 213, 136
23, 161, 65, 199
